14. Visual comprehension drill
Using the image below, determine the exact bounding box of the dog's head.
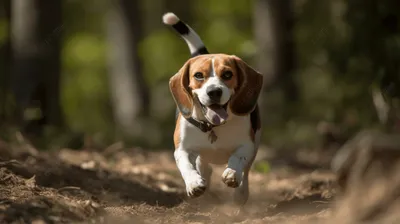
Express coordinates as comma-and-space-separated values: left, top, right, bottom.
169, 54, 263, 125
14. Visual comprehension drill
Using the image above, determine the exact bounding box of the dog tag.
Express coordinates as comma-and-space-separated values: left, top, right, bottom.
208, 130, 217, 143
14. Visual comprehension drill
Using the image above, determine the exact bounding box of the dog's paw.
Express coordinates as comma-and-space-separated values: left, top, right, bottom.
186, 176, 207, 198
222, 168, 241, 188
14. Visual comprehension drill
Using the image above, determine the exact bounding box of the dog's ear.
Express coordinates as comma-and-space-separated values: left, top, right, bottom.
229, 55, 263, 116
169, 59, 193, 118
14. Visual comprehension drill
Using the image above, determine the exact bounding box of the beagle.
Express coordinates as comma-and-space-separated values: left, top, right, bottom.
163, 12, 263, 206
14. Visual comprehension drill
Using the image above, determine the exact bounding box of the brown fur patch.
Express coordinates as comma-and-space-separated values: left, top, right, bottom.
169, 62, 193, 118
187, 56, 212, 90
213, 56, 239, 89
229, 56, 263, 116
174, 115, 181, 149
188, 54, 239, 91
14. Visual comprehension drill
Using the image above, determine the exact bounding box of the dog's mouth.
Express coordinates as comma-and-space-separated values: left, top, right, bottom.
200, 103, 229, 126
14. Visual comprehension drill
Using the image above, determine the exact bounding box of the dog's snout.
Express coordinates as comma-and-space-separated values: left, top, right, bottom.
206, 86, 223, 101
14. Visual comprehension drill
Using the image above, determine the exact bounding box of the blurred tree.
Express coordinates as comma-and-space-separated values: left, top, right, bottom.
38, 0, 63, 126
106, 0, 150, 138
253, 0, 274, 122
272, 0, 298, 103
253, 0, 274, 89
331, 0, 400, 132
10, 0, 41, 131
0, 0, 11, 126
254, 0, 298, 119
36, 0, 63, 130
10, 0, 63, 139
142, 0, 165, 36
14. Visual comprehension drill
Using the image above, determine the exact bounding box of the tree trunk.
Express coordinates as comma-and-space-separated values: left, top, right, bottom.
106, 0, 150, 137
10, 0, 63, 137
142, 0, 165, 36
253, 0, 275, 92
36, 0, 63, 128
10, 0, 41, 128
253, 0, 298, 119
273, 0, 298, 103
0, 0, 11, 125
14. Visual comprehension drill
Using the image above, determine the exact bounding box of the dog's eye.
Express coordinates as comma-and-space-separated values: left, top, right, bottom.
221, 71, 233, 80
194, 72, 204, 80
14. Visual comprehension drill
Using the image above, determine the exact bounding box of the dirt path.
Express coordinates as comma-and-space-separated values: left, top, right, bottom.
0, 143, 337, 224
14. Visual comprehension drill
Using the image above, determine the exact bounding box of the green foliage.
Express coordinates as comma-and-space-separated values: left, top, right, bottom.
2, 0, 398, 149
62, 33, 111, 134
139, 30, 189, 85
193, 0, 254, 58
253, 161, 271, 174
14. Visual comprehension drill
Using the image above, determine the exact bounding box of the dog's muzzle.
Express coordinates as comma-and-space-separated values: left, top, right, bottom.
206, 86, 223, 103
193, 94, 229, 126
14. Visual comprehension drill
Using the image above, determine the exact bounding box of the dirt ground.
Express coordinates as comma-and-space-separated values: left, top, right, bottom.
1, 135, 397, 224
0, 138, 339, 224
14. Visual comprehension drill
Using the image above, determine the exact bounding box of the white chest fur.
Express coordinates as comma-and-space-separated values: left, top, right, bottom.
179, 114, 253, 164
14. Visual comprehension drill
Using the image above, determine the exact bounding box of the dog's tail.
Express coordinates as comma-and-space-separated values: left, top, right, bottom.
162, 12, 209, 57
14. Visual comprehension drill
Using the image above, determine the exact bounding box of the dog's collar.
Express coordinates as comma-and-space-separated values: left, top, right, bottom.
185, 116, 215, 132
185, 116, 219, 143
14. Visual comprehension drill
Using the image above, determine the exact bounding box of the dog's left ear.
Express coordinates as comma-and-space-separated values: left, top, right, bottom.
169, 59, 193, 118
229, 55, 263, 116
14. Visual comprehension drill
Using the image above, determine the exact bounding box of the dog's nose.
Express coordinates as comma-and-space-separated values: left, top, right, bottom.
206, 86, 223, 101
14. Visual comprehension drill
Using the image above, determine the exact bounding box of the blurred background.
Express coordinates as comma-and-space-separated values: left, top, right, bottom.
0, 0, 399, 151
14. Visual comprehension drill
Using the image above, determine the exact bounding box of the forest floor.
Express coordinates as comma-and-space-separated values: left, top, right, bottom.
0, 139, 362, 224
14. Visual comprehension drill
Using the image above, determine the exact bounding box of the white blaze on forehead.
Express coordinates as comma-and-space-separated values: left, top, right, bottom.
193, 56, 231, 107
205, 58, 221, 88
210, 58, 216, 77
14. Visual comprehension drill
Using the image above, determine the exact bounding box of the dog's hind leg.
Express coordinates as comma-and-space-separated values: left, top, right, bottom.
234, 127, 261, 206
233, 162, 251, 206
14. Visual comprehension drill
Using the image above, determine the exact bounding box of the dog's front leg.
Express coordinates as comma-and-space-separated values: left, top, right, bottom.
222, 143, 254, 188
222, 143, 256, 205
174, 148, 207, 198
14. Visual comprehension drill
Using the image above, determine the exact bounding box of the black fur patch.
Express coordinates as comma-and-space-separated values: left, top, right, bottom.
250, 105, 260, 133
191, 47, 209, 57
172, 21, 189, 35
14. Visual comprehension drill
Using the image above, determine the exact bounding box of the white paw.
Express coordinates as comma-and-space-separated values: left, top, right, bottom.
185, 176, 207, 198
222, 168, 242, 188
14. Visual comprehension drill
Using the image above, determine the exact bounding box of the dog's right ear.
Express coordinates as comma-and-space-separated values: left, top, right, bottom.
169, 59, 193, 118
229, 55, 263, 116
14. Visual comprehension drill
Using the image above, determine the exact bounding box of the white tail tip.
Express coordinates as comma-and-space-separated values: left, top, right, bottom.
163, 12, 179, 25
